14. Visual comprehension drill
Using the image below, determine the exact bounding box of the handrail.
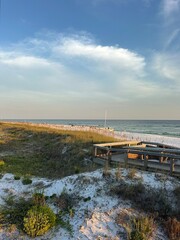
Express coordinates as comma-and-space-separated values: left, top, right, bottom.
141, 141, 180, 149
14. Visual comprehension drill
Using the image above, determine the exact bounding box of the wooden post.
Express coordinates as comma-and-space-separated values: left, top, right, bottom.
107, 149, 111, 164
170, 159, 175, 175
144, 154, 148, 170
124, 151, 128, 168
94, 147, 97, 157
159, 155, 164, 163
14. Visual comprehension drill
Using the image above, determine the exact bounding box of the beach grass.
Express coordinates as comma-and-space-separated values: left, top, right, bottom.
0, 122, 117, 179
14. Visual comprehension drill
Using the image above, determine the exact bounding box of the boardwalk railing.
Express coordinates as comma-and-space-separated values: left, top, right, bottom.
93, 141, 180, 177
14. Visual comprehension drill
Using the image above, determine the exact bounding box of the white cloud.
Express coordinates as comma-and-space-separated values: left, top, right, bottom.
162, 0, 180, 17
0, 53, 50, 68
152, 53, 180, 89
55, 37, 145, 75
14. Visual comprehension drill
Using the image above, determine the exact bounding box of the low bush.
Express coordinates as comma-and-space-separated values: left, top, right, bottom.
14, 175, 21, 180
23, 205, 56, 237
50, 193, 57, 199
55, 189, 74, 212
111, 181, 173, 219
22, 178, 32, 185
0, 191, 73, 238
74, 166, 80, 174
0, 195, 33, 228
83, 196, 91, 202
141, 189, 172, 218
0, 160, 5, 167
111, 180, 145, 201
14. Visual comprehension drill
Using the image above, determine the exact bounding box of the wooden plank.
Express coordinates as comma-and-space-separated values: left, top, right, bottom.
93, 141, 140, 147
128, 159, 144, 166
127, 146, 180, 154
123, 150, 180, 159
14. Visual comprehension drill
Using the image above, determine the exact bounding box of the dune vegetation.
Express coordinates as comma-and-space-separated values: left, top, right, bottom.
0, 122, 117, 179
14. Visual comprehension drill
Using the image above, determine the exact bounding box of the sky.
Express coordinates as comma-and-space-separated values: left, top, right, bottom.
0, 0, 180, 120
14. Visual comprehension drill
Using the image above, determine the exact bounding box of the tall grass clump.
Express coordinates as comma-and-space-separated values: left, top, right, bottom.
129, 216, 155, 240
165, 217, 180, 240
127, 168, 137, 180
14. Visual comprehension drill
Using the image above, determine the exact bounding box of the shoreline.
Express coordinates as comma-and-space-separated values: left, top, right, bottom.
115, 131, 180, 148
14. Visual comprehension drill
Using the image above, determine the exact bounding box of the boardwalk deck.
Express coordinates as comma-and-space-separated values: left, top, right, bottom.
93, 141, 180, 177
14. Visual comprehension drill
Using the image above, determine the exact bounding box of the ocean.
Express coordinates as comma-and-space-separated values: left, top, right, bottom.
3, 119, 180, 139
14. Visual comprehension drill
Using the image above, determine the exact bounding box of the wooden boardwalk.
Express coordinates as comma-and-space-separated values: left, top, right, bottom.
93, 141, 180, 177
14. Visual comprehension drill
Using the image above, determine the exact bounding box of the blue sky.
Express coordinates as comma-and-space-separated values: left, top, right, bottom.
0, 0, 180, 119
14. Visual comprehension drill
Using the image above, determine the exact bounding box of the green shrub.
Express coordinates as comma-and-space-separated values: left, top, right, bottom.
74, 166, 80, 174
23, 205, 56, 237
0, 195, 33, 228
83, 196, 91, 202
22, 178, 32, 185
50, 193, 57, 199
0, 160, 5, 167
14, 175, 21, 180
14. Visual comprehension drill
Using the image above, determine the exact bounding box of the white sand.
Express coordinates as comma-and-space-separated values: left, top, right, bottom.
0, 169, 179, 239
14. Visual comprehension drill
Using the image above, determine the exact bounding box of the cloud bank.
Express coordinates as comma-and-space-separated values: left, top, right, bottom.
0, 32, 179, 119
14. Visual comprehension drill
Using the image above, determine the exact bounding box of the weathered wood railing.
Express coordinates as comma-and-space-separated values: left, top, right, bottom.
93, 141, 180, 177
